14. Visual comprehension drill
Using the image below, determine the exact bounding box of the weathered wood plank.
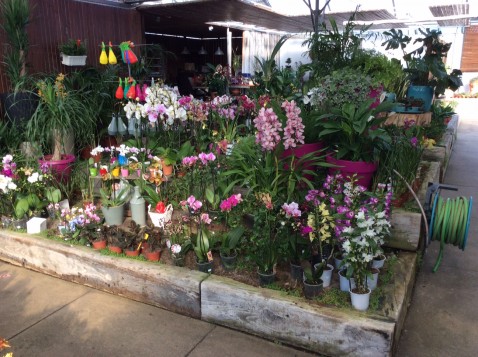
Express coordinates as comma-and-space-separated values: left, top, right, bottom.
381, 252, 417, 354
417, 161, 441, 203
0, 231, 205, 318
387, 209, 422, 251
201, 275, 396, 356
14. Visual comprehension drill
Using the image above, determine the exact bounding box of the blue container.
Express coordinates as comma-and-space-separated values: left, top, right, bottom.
407, 85, 434, 112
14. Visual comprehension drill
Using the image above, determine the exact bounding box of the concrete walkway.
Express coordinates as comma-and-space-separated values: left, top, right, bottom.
0, 261, 315, 356
1, 99, 477, 356
397, 100, 478, 356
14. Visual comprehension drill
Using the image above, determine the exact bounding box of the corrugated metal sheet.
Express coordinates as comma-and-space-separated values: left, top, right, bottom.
0, 0, 143, 93
429, 4, 470, 27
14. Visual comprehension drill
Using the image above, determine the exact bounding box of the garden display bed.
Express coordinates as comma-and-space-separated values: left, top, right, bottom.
0, 230, 417, 356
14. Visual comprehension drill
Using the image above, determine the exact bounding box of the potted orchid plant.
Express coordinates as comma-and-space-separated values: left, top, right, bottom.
182, 195, 214, 273
339, 177, 392, 311
218, 193, 245, 270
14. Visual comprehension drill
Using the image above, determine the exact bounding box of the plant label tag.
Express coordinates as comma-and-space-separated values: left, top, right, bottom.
207, 251, 213, 262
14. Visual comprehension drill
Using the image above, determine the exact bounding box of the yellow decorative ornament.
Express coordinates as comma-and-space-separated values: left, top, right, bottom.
111, 167, 120, 177
99, 41, 108, 65
108, 41, 117, 64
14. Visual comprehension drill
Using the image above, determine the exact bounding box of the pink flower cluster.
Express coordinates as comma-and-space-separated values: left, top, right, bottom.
182, 156, 198, 167
178, 95, 193, 106
83, 203, 101, 224
282, 100, 305, 150
282, 202, 301, 218
182, 152, 216, 167
217, 107, 236, 120
186, 195, 203, 212
200, 213, 211, 224
238, 95, 255, 112
219, 194, 242, 212
198, 152, 216, 165
254, 107, 282, 151
1, 154, 16, 177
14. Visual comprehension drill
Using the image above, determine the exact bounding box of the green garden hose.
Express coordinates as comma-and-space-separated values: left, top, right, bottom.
429, 194, 473, 272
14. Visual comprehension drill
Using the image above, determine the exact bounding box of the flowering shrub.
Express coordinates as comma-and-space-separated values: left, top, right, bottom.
219, 193, 245, 257
180, 151, 219, 212
124, 82, 188, 126
60, 204, 103, 244
375, 121, 424, 201
0, 154, 61, 220
337, 178, 392, 293
181, 195, 212, 263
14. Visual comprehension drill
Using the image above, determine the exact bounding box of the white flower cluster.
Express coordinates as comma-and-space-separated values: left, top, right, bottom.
124, 83, 187, 126
0, 175, 17, 193
341, 210, 390, 266
302, 87, 326, 107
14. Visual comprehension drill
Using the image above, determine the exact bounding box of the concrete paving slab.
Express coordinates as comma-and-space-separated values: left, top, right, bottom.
7, 280, 214, 357
397, 107, 478, 356
188, 325, 317, 357
0, 261, 90, 339
397, 265, 478, 357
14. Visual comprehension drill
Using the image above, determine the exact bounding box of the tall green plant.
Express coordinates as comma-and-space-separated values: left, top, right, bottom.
0, 0, 31, 92
382, 28, 462, 95
27, 73, 96, 161
317, 100, 393, 162
303, 14, 370, 81
253, 35, 289, 96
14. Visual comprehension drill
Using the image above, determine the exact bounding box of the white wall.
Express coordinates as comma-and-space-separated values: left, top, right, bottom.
279, 35, 310, 69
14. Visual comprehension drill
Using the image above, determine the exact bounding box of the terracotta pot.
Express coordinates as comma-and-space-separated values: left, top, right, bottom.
125, 249, 140, 257
92, 240, 107, 250
108, 245, 123, 254
161, 161, 173, 176
144, 249, 161, 262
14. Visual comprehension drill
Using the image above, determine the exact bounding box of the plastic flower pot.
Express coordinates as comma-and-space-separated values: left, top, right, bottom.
111, 167, 120, 177
303, 280, 323, 299
326, 155, 377, 189
89, 167, 98, 176
108, 245, 123, 254
258, 270, 275, 287
125, 249, 140, 257
144, 249, 161, 262
197, 260, 213, 273
101, 204, 125, 226
220, 252, 237, 271
350, 288, 371, 311
92, 240, 107, 250
39, 154, 76, 182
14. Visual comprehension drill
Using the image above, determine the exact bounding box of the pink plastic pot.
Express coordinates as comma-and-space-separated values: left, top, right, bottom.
326, 155, 377, 189
39, 154, 76, 182
282, 142, 325, 179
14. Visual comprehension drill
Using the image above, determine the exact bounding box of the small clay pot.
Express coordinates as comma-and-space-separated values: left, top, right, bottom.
125, 249, 140, 257
144, 249, 161, 262
92, 240, 107, 250
108, 245, 123, 254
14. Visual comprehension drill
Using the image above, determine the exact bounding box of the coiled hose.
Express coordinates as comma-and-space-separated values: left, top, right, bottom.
429, 194, 473, 272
